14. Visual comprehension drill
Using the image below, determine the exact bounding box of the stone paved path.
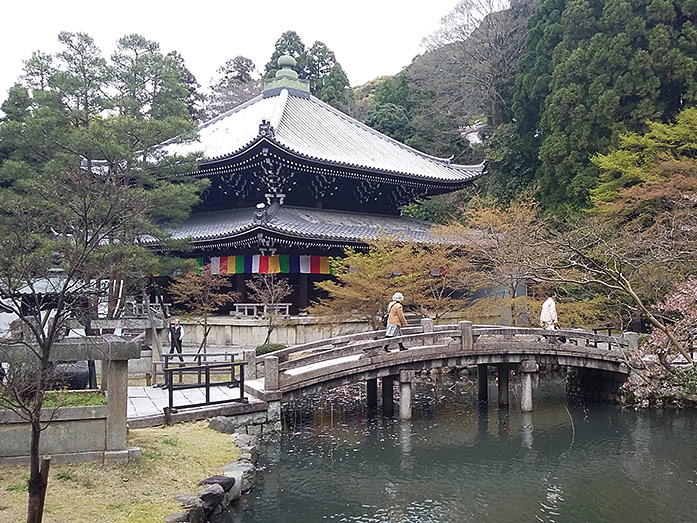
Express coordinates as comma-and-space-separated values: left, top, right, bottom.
127, 385, 252, 421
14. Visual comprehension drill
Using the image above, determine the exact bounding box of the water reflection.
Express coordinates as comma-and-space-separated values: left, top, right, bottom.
230, 376, 697, 523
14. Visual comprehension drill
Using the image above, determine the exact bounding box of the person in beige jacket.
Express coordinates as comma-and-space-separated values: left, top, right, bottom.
385, 292, 408, 351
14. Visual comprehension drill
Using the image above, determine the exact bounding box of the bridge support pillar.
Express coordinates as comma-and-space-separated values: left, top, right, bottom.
497, 365, 510, 408
520, 360, 538, 412
477, 364, 488, 403
399, 370, 415, 420
382, 376, 395, 416
366, 378, 377, 408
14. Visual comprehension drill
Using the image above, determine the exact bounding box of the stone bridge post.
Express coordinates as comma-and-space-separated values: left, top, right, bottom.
243, 349, 257, 380
497, 365, 510, 408
264, 356, 280, 391
382, 376, 395, 416
421, 318, 434, 333
459, 321, 473, 351
399, 370, 415, 420
366, 379, 378, 408
520, 360, 538, 412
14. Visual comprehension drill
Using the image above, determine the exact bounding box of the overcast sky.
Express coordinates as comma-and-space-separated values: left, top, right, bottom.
1, 0, 458, 100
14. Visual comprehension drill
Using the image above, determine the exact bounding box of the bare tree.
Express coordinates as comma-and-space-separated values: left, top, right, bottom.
424, 0, 536, 127
0, 168, 152, 523
246, 274, 293, 345
168, 271, 238, 353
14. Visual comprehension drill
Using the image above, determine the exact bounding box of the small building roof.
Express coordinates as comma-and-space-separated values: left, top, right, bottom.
150, 205, 444, 249
162, 89, 483, 184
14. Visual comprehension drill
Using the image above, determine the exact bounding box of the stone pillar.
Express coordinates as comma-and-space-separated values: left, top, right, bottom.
520, 360, 538, 412
399, 370, 415, 420
420, 317, 434, 333
242, 349, 257, 380
105, 359, 128, 452
521, 411, 534, 449
623, 331, 639, 352
366, 378, 377, 408
497, 364, 510, 408
477, 364, 488, 403
459, 321, 473, 351
265, 356, 280, 390
382, 376, 394, 416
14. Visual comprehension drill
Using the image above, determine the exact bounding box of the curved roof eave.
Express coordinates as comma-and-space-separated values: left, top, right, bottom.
195, 136, 484, 186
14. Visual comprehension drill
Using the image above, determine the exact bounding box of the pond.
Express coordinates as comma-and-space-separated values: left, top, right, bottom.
227, 374, 697, 522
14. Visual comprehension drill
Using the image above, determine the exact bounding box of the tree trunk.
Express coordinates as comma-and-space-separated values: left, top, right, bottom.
27, 416, 48, 523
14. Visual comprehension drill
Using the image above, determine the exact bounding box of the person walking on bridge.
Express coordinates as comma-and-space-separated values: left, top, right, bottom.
540, 291, 559, 330
385, 292, 408, 351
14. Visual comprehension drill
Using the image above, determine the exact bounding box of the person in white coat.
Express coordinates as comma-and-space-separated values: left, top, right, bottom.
540, 291, 558, 330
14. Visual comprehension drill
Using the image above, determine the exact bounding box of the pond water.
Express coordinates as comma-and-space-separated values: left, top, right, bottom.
226, 375, 697, 523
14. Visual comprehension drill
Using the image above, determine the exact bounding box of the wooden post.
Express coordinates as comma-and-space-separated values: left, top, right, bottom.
382, 376, 394, 416
34, 456, 51, 523
497, 364, 510, 408
236, 274, 246, 302
459, 321, 473, 351
299, 273, 308, 310
366, 378, 377, 408
477, 364, 488, 402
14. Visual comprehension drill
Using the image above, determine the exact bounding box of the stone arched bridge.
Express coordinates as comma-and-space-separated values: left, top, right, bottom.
245, 320, 638, 416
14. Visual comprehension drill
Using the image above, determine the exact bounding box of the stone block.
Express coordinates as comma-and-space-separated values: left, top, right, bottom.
198, 483, 225, 513
198, 474, 236, 493
223, 470, 243, 501
238, 452, 253, 462
174, 493, 202, 512
209, 412, 269, 434
246, 424, 262, 435
127, 447, 141, 460
234, 434, 259, 461
267, 400, 282, 422
103, 450, 129, 464
221, 461, 256, 492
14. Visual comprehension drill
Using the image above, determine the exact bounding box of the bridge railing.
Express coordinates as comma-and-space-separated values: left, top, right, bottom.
260, 320, 638, 391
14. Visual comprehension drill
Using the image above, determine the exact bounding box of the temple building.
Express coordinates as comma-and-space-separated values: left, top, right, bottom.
154, 56, 483, 312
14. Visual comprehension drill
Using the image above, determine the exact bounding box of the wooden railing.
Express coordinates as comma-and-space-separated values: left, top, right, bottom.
259, 320, 638, 392
162, 359, 247, 415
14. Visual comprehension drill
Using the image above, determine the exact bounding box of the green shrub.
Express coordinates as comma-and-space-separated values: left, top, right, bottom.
256, 343, 286, 355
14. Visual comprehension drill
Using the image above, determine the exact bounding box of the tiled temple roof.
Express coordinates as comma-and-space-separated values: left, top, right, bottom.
149, 205, 442, 247
161, 88, 483, 183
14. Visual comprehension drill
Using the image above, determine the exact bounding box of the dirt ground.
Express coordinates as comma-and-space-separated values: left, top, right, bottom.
0, 421, 241, 523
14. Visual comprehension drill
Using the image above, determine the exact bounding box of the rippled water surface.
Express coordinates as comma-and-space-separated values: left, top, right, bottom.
226, 376, 697, 523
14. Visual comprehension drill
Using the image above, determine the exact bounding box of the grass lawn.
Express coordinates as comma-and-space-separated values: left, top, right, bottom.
0, 421, 241, 523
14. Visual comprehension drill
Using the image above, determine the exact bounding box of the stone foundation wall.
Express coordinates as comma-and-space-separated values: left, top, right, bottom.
566, 367, 628, 403
180, 316, 370, 349
208, 400, 282, 436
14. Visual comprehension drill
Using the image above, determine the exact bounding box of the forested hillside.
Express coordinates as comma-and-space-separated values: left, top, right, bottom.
350, 0, 697, 217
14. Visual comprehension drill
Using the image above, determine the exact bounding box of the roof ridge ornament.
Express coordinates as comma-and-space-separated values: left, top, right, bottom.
259, 119, 275, 139
263, 55, 311, 98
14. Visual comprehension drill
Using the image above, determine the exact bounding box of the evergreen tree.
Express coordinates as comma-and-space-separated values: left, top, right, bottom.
167, 50, 206, 122
263, 31, 351, 107
516, 0, 697, 210
205, 55, 261, 120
